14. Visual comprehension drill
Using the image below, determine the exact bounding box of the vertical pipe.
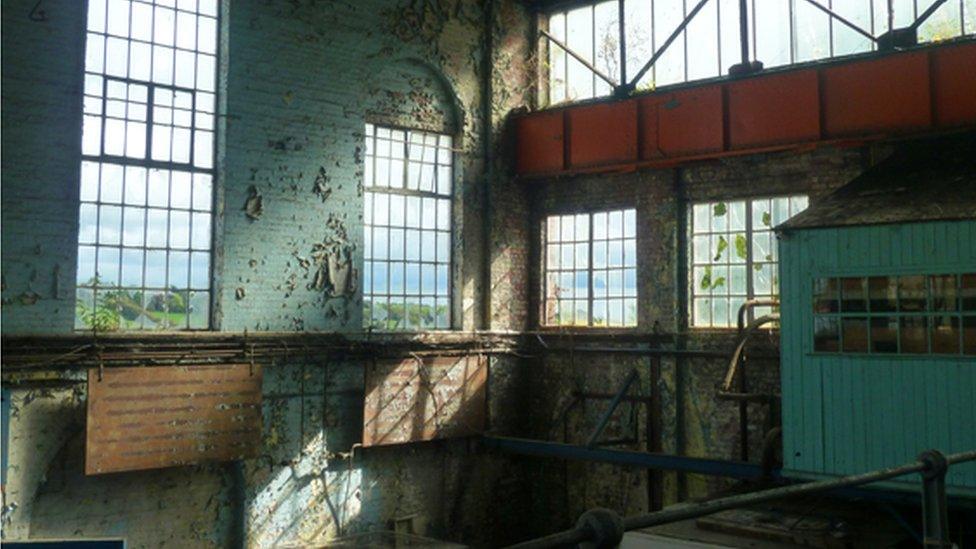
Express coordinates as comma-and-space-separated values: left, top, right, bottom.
738, 0, 749, 65
618, 0, 628, 93
738, 356, 749, 462
919, 451, 952, 548
480, 0, 494, 331
674, 169, 689, 501
648, 355, 664, 510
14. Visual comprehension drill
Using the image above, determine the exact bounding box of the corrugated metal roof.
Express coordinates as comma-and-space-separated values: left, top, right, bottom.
777, 133, 976, 231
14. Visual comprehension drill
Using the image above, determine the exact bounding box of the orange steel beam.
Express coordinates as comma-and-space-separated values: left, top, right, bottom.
514, 40, 976, 179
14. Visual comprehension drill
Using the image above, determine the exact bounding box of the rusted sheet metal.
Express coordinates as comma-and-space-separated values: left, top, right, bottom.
638, 86, 724, 160
821, 51, 931, 137
86, 364, 262, 475
515, 110, 564, 174
568, 101, 638, 168
363, 355, 487, 447
656, 85, 724, 157
930, 42, 976, 128
727, 70, 820, 149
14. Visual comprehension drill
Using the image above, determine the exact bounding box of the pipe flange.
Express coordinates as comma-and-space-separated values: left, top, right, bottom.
917, 449, 948, 480
576, 508, 624, 549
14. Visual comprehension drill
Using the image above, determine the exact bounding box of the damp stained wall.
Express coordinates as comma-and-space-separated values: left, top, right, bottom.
1, 0, 539, 547
520, 146, 868, 509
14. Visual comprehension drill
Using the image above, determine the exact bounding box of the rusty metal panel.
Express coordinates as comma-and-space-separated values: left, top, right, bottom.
567, 100, 638, 168
728, 71, 821, 149
656, 86, 724, 157
515, 110, 565, 174
86, 364, 262, 475
363, 355, 487, 447
822, 52, 931, 137
930, 42, 976, 128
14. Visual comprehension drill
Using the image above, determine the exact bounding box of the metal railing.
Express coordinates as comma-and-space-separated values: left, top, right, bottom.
542, 0, 968, 100
506, 448, 976, 548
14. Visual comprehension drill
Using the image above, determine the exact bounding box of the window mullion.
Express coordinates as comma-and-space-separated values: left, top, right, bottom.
745, 200, 755, 323
588, 213, 595, 327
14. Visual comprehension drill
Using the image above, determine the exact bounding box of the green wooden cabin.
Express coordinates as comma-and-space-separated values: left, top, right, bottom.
776, 136, 976, 495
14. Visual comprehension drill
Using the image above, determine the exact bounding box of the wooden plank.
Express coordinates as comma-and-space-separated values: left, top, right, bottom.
86, 364, 262, 475
362, 355, 487, 447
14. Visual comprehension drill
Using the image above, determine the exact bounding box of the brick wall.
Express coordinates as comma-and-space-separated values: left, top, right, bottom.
1, 0, 537, 546
1, 0, 87, 333
519, 145, 869, 508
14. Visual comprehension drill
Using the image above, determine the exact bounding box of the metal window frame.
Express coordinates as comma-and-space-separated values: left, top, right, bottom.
811, 272, 976, 356
688, 194, 806, 329
542, 209, 638, 328
540, 0, 969, 104
362, 123, 455, 332
76, 0, 219, 332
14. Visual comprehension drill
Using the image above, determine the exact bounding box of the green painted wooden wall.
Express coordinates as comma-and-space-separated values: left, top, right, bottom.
779, 220, 976, 493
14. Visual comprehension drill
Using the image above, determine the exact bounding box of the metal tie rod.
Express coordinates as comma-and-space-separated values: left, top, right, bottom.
799, 0, 877, 42
627, 0, 712, 90
539, 28, 618, 88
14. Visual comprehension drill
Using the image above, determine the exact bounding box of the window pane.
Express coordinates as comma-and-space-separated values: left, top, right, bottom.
691, 196, 805, 327
870, 317, 898, 354
899, 275, 927, 312
930, 274, 958, 312
961, 274, 976, 311
842, 318, 868, 353
900, 316, 929, 353
814, 317, 840, 352
363, 125, 453, 330
868, 276, 897, 312
964, 316, 976, 355
931, 315, 960, 354
840, 277, 867, 313
77, 0, 217, 331
813, 278, 838, 313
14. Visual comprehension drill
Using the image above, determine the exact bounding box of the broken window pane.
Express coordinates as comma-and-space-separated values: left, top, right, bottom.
691, 195, 807, 327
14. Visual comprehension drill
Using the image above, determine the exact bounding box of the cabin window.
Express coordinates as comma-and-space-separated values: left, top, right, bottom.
542, 209, 637, 327
812, 273, 976, 355
363, 124, 453, 330
689, 195, 808, 328
76, 0, 219, 331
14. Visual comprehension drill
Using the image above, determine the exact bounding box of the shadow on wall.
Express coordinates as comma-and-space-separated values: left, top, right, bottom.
28, 431, 237, 547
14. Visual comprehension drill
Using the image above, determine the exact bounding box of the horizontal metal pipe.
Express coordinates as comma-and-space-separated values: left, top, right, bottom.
506, 449, 976, 548
482, 436, 768, 479
574, 391, 652, 403
622, 450, 976, 530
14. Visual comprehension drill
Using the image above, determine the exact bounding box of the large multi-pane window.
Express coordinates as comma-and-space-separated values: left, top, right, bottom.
76, 0, 218, 331
813, 273, 976, 355
546, 0, 976, 104
689, 195, 808, 328
543, 209, 637, 327
363, 125, 453, 330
